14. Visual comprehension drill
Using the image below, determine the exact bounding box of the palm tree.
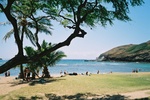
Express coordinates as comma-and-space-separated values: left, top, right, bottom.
24, 40, 66, 79
24, 46, 38, 79
3, 1, 53, 79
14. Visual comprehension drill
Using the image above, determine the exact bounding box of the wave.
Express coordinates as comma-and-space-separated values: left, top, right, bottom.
56, 64, 68, 66
56, 63, 102, 67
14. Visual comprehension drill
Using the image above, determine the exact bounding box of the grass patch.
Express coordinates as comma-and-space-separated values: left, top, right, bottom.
0, 72, 150, 100
126, 43, 150, 53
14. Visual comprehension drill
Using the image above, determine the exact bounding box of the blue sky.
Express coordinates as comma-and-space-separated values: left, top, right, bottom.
0, 0, 150, 60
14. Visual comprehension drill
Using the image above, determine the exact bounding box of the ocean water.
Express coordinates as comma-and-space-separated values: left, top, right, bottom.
0, 59, 150, 76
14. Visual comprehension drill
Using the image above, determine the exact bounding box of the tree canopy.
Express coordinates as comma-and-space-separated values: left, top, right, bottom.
0, 0, 144, 74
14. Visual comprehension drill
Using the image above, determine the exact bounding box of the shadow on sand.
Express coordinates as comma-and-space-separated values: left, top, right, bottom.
17, 93, 150, 100
10, 77, 65, 87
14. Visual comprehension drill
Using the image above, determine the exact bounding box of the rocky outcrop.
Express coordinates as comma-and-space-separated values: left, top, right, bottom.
97, 41, 150, 62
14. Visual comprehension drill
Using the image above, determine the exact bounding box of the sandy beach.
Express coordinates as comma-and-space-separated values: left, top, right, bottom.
0, 75, 61, 95
0, 75, 150, 99
0, 76, 28, 95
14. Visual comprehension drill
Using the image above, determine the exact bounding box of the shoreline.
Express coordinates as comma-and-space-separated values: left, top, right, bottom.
1, 71, 150, 76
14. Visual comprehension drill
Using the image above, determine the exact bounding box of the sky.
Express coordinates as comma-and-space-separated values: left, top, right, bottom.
0, 0, 150, 60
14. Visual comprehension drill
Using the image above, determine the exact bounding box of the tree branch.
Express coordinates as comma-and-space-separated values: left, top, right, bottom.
0, 55, 28, 74
59, 14, 75, 24
81, 0, 98, 23
0, 25, 86, 74
4, 0, 23, 55
77, 28, 87, 38
69, 2, 77, 23
31, 27, 81, 62
77, 0, 87, 20
0, 3, 4, 11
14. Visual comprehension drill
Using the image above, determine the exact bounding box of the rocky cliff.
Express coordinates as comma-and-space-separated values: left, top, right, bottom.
98, 41, 150, 62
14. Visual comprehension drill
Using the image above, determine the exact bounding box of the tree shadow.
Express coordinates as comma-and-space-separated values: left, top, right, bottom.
45, 93, 127, 100
15, 92, 150, 100
28, 78, 60, 86
18, 95, 43, 100
10, 77, 65, 87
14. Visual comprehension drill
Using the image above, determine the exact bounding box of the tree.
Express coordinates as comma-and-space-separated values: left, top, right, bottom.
24, 40, 66, 79
37, 40, 66, 78
0, 0, 144, 74
24, 46, 37, 79
2, 0, 53, 78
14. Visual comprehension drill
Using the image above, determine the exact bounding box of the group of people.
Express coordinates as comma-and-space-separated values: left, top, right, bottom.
132, 69, 139, 73
16, 67, 31, 81
60, 70, 67, 76
60, 70, 101, 76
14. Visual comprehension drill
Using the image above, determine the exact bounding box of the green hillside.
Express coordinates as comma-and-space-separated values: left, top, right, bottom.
98, 41, 150, 62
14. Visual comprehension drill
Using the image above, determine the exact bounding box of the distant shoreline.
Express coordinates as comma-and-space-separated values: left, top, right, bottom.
1, 60, 150, 77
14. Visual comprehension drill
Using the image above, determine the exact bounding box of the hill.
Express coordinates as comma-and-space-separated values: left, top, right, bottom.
97, 41, 150, 62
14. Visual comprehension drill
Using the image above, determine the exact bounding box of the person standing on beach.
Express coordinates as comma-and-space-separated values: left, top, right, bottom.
5, 71, 7, 77
7, 71, 10, 76
24, 67, 31, 81
86, 71, 88, 75
26, 68, 30, 81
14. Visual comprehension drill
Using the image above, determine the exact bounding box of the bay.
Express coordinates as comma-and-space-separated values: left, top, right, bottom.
0, 59, 150, 76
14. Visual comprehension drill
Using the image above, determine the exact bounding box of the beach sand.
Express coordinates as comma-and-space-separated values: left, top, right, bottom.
0, 76, 28, 95
122, 90, 150, 99
0, 76, 150, 99
0, 75, 60, 95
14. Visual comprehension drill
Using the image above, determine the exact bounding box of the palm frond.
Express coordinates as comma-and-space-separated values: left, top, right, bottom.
47, 51, 66, 66
24, 46, 36, 57
41, 40, 48, 50
28, 21, 52, 35
3, 29, 14, 41
38, 24, 52, 35
24, 28, 36, 46
38, 17, 52, 26
0, 21, 11, 26
27, 21, 36, 28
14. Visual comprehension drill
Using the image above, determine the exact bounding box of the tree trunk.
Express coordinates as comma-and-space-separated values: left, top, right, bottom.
20, 64, 24, 79
31, 71, 36, 80
42, 66, 50, 78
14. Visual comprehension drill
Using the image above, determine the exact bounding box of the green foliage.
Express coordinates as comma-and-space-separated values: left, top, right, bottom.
3, 29, 14, 41
50, 0, 144, 28
24, 46, 36, 57
3, 0, 53, 46
127, 43, 150, 53
24, 40, 66, 71
1, 0, 145, 45
61, 20, 70, 28
12, 0, 40, 16
130, 0, 144, 6
38, 40, 66, 67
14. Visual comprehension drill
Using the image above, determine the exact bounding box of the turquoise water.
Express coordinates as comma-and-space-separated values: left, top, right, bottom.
0, 59, 150, 76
